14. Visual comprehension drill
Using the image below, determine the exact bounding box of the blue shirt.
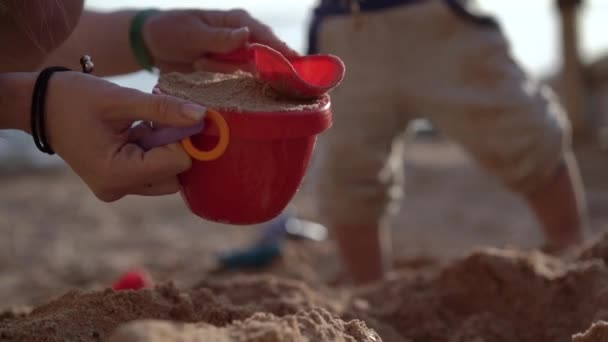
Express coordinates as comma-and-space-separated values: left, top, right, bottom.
315, 0, 425, 14
307, 0, 497, 54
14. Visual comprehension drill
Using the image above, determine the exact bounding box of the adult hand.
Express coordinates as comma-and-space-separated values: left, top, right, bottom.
142, 8, 299, 73
45, 71, 206, 202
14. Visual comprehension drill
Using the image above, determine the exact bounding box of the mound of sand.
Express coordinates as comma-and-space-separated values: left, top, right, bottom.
5, 235, 608, 341
577, 232, 608, 263
573, 321, 608, 342
0, 276, 374, 342
108, 310, 378, 342
350, 247, 608, 341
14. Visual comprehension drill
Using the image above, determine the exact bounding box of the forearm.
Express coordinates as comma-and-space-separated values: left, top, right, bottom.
43, 10, 142, 76
0, 73, 35, 133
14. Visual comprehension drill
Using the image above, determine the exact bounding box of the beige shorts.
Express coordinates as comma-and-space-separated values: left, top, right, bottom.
311, 0, 570, 226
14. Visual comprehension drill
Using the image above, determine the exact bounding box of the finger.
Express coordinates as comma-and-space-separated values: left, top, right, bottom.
193, 57, 254, 74
114, 142, 192, 192
137, 122, 205, 151
250, 33, 299, 57
222, 10, 298, 56
128, 121, 154, 143
197, 9, 298, 56
195, 24, 250, 54
132, 177, 181, 196
112, 88, 207, 127
129, 118, 171, 134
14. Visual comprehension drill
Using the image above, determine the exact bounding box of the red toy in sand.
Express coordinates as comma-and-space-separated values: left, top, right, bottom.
112, 269, 154, 291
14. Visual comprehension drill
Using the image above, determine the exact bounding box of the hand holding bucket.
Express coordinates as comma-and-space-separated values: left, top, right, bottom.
141, 42, 344, 159
142, 44, 344, 224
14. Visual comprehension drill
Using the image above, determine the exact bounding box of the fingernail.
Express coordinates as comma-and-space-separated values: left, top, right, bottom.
230, 27, 249, 38
181, 103, 207, 121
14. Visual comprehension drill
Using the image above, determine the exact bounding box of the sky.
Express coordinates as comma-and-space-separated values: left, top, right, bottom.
85, 0, 608, 88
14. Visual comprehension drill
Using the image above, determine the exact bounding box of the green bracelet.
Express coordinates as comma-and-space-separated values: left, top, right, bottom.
130, 9, 160, 72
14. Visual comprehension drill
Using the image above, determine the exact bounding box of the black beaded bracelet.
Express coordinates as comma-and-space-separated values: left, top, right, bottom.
30, 55, 94, 155
30, 66, 70, 154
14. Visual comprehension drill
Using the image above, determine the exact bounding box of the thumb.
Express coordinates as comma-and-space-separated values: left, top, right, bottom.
198, 25, 250, 54
115, 89, 207, 127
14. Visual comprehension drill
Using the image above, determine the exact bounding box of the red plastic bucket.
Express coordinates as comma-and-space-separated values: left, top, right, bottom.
154, 86, 332, 225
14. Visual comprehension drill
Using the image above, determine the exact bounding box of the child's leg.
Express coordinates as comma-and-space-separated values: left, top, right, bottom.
400, 2, 588, 250
312, 100, 405, 284
524, 152, 587, 252
331, 223, 388, 284
310, 10, 409, 284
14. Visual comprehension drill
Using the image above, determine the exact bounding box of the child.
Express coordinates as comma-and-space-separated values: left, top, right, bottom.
307, 0, 588, 283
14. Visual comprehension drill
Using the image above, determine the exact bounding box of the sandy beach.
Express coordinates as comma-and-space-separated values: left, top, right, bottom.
2, 140, 608, 341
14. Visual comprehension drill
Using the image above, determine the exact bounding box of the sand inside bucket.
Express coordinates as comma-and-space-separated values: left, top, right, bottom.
157, 71, 326, 112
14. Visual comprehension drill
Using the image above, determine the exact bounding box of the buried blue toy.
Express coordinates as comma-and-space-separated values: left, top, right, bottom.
216, 211, 328, 270
216, 240, 282, 269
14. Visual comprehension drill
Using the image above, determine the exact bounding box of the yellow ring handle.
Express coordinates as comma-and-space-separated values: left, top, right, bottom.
181, 109, 229, 161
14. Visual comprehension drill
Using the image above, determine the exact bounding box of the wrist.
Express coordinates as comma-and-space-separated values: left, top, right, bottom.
0, 72, 36, 133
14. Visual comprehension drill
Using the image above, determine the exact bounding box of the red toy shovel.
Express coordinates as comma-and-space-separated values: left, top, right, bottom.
208, 43, 345, 99
138, 43, 345, 150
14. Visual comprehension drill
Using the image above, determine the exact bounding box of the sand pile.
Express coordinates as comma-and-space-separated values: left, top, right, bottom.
6, 235, 608, 341
0, 276, 376, 342
157, 71, 325, 112
577, 232, 608, 264
350, 247, 608, 341
573, 321, 608, 342
108, 309, 377, 342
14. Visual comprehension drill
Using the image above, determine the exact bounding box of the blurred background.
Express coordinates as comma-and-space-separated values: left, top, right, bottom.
1, 0, 608, 308
2, 0, 607, 168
